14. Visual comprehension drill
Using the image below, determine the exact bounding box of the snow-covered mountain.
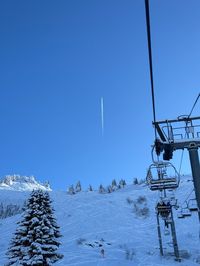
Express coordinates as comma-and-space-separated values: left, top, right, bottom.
0, 175, 51, 191
0, 175, 199, 265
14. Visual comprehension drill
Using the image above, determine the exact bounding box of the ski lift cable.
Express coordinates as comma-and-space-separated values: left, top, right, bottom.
144, 0, 157, 140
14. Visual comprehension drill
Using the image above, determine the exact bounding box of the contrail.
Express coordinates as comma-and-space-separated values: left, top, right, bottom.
101, 97, 104, 136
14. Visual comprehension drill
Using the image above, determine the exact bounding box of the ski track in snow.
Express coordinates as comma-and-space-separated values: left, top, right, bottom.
0, 176, 199, 265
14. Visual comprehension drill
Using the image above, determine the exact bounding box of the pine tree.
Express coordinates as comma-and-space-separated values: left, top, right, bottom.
112, 179, 117, 187
6, 190, 63, 266
68, 185, 75, 195
88, 185, 93, 192
99, 184, 106, 194
107, 185, 113, 193
133, 178, 138, 185
111, 179, 117, 191
118, 179, 123, 188
75, 181, 81, 192
119, 179, 126, 188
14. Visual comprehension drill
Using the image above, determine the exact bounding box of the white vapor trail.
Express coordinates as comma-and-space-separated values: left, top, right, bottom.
101, 97, 104, 136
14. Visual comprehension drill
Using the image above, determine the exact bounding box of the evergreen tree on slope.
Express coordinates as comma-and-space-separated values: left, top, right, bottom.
6, 190, 63, 266
111, 179, 117, 191
67, 185, 75, 195
75, 181, 81, 192
99, 184, 106, 194
88, 184, 93, 192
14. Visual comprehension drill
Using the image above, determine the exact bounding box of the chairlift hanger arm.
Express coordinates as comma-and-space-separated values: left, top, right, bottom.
154, 124, 166, 142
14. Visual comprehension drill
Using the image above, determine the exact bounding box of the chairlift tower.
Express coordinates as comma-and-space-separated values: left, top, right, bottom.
153, 116, 200, 221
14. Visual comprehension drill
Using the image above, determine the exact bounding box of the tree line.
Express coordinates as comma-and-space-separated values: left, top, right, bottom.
67, 177, 145, 195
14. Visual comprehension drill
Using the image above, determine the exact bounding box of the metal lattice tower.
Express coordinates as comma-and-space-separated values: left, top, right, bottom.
154, 116, 200, 220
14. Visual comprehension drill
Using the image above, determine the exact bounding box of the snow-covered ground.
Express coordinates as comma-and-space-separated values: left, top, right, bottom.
0, 175, 200, 265
0, 175, 51, 191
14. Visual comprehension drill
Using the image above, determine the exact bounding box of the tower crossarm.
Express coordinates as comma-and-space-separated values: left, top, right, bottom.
153, 116, 200, 146
165, 140, 200, 151
153, 116, 200, 125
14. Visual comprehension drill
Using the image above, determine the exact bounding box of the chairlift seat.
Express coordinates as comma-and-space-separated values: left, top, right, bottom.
146, 162, 180, 191
182, 213, 191, 217
177, 213, 184, 219
181, 209, 191, 217
189, 207, 198, 212
188, 199, 198, 212
157, 204, 171, 218
150, 183, 178, 191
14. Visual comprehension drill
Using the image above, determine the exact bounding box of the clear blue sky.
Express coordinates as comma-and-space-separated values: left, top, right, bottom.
0, 0, 200, 190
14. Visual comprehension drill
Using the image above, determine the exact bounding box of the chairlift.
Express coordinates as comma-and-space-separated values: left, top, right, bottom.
177, 212, 184, 219
156, 201, 171, 219
182, 208, 191, 217
188, 199, 198, 212
146, 161, 180, 191
178, 208, 191, 218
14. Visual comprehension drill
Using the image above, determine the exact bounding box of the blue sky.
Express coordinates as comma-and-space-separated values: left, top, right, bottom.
0, 0, 200, 189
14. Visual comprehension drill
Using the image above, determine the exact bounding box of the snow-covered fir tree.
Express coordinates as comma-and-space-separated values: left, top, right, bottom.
111, 179, 117, 187
6, 190, 63, 266
75, 181, 81, 192
99, 184, 106, 194
88, 185, 93, 192
133, 177, 138, 185
111, 179, 118, 191
107, 185, 113, 193
118, 179, 126, 189
68, 185, 75, 195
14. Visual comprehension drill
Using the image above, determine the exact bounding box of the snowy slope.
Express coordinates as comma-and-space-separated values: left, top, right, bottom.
0, 176, 200, 265
0, 175, 51, 191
